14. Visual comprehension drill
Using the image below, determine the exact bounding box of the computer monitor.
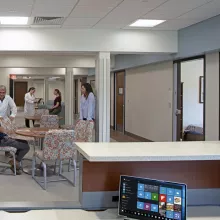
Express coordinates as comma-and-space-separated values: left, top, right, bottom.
118, 175, 186, 220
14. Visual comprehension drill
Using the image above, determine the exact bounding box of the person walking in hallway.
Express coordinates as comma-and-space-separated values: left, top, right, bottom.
49, 89, 62, 115
0, 85, 17, 158
24, 87, 36, 128
79, 83, 95, 122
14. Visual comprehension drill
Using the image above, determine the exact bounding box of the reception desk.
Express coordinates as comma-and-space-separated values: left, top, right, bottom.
76, 142, 220, 210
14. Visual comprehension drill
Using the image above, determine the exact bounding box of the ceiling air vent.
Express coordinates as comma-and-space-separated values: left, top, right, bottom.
32, 17, 65, 25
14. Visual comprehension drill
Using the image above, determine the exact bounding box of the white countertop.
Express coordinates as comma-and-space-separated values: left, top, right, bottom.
0, 207, 219, 220
75, 141, 220, 162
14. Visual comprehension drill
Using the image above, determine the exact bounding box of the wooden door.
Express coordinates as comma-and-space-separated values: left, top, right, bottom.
14, 82, 28, 106
74, 79, 78, 114
115, 71, 125, 132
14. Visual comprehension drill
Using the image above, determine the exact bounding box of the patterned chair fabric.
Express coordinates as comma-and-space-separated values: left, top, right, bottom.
0, 146, 17, 153
60, 124, 75, 130
35, 109, 49, 117
0, 117, 35, 143
185, 125, 203, 134
40, 115, 59, 128
74, 120, 94, 142
34, 130, 75, 161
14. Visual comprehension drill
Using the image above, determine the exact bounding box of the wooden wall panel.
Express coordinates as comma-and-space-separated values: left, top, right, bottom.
82, 161, 220, 192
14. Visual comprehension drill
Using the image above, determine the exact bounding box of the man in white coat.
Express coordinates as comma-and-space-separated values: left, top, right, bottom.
0, 85, 17, 120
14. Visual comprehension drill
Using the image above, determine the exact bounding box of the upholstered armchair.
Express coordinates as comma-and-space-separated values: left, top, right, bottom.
34, 109, 49, 127
35, 109, 49, 117
68, 120, 94, 172
40, 115, 59, 128
0, 117, 36, 145
0, 146, 17, 175
32, 129, 76, 190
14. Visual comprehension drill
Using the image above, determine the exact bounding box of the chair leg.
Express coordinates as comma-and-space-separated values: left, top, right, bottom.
42, 162, 47, 190
68, 159, 71, 172
54, 160, 57, 174
32, 156, 36, 178
73, 159, 76, 186
59, 160, 62, 176
20, 160, 23, 168
12, 153, 16, 176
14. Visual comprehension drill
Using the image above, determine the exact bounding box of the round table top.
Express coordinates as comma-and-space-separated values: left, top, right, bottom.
15, 127, 58, 138
25, 116, 63, 120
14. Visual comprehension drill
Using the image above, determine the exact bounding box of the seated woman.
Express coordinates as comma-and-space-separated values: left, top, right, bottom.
49, 89, 62, 115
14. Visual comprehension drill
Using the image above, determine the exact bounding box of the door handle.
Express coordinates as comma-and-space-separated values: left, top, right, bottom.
175, 109, 181, 116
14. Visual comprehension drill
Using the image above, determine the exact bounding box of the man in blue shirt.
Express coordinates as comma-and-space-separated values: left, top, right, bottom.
0, 126, 30, 175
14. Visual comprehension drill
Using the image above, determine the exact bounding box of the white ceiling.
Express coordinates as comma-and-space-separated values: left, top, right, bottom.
0, 0, 220, 30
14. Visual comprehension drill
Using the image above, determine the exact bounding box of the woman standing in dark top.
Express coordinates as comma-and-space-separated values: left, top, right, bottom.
49, 89, 62, 115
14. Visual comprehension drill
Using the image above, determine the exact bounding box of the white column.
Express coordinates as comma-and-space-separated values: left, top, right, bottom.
205, 52, 219, 141
65, 68, 74, 125
44, 79, 49, 103
95, 52, 111, 142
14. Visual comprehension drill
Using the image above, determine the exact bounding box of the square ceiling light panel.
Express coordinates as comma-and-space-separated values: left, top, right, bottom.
129, 19, 165, 27
0, 16, 28, 25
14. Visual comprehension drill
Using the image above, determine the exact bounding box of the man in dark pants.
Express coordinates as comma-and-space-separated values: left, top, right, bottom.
0, 126, 30, 175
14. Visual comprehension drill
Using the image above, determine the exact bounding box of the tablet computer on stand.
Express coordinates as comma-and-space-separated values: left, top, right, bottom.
118, 175, 186, 220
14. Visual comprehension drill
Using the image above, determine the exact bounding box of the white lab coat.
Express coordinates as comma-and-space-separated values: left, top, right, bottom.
24, 92, 35, 117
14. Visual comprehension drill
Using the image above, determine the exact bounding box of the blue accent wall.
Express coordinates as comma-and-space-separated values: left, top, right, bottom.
177, 15, 220, 58
113, 54, 174, 71
114, 14, 220, 70
88, 68, 95, 76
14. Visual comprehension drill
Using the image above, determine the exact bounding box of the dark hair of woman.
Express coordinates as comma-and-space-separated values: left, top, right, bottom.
28, 87, 35, 92
82, 83, 93, 98
55, 89, 61, 97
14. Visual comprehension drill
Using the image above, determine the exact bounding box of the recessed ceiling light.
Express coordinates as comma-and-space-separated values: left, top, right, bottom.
129, 19, 165, 27
0, 17, 28, 25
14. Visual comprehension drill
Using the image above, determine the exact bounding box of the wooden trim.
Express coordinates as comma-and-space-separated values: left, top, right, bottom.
82, 160, 220, 192
124, 131, 153, 142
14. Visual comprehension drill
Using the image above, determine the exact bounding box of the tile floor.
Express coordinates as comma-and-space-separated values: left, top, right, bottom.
0, 110, 136, 203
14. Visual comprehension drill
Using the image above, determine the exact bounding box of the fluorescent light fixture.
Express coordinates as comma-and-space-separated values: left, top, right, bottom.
129, 19, 165, 27
0, 17, 28, 25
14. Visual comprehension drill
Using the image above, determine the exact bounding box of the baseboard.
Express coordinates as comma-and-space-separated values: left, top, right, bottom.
81, 189, 220, 210
125, 131, 153, 142
0, 201, 81, 211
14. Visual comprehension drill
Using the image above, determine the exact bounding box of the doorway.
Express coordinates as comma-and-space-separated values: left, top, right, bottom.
14, 81, 28, 107
173, 57, 205, 141
114, 70, 125, 132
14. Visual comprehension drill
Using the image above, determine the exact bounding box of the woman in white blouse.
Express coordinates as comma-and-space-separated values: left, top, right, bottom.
24, 87, 36, 127
80, 83, 95, 121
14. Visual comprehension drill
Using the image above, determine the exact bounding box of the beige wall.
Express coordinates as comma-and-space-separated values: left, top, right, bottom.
125, 61, 173, 142
48, 80, 65, 101
0, 67, 65, 92
205, 52, 219, 141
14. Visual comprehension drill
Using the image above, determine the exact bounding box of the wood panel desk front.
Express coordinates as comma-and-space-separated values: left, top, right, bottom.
76, 142, 220, 209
